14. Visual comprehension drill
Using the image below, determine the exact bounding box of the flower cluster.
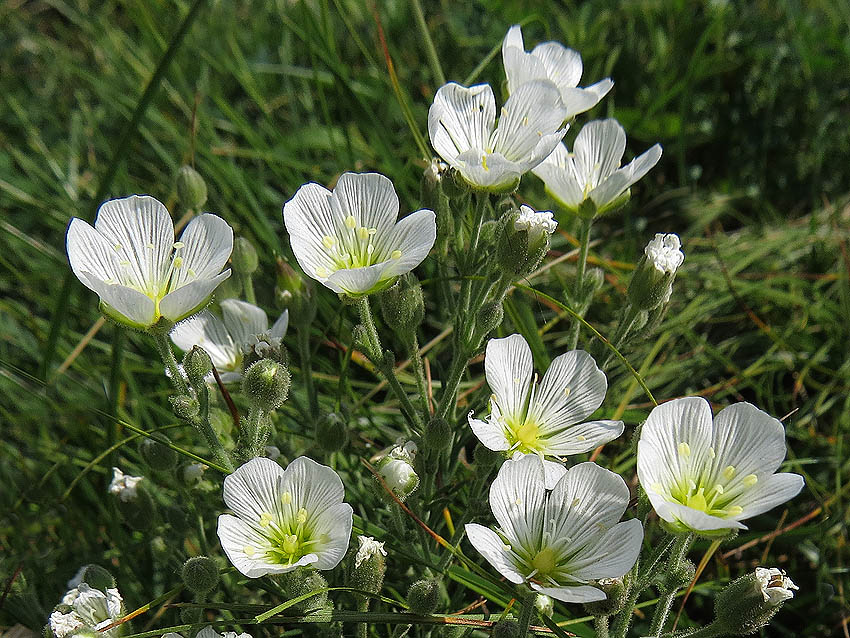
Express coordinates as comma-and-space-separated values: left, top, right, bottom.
49, 584, 123, 638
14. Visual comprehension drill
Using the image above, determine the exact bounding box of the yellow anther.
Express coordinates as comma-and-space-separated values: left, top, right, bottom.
259, 512, 273, 527
173, 257, 183, 269
726, 505, 743, 516
501, 107, 508, 118
345, 215, 357, 229
481, 154, 490, 171
522, 115, 529, 126
322, 235, 336, 249
743, 474, 758, 487
513, 377, 521, 384
367, 244, 374, 254
113, 243, 122, 251
722, 465, 736, 481
571, 498, 580, 507
577, 435, 586, 441
502, 544, 511, 551
564, 387, 571, 396
243, 546, 255, 556
145, 243, 155, 249
714, 483, 725, 495
281, 491, 292, 505
188, 268, 197, 277
296, 508, 309, 524
708, 447, 716, 459
357, 227, 369, 240
315, 266, 328, 278
514, 497, 522, 505
282, 534, 299, 555
678, 442, 691, 457
391, 249, 402, 259
173, 242, 185, 249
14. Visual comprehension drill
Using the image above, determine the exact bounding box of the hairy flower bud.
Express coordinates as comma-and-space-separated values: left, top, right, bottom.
170, 393, 200, 420
377, 458, 419, 502
274, 569, 329, 612
712, 568, 798, 635
138, 436, 178, 471
315, 412, 348, 452
182, 463, 205, 486
407, 579, 441, 614
79, 565, 115, 593
349, 536, 387, 595
497, 206, 557, 278
491, 619, 520, 638
583, 578, 627, 617
378, 274, 424, 336
181, 556, 219, 595
242, 359, 291, 411
183, 346, 213, 385
475, 301, 504, 341
628, 233, 684, 311
534, 594, 554, 617
232, 237, 259, 275
175, 165, 208, 210
423, 417, 451, 454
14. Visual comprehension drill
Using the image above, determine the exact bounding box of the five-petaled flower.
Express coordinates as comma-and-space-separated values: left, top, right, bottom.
468, 334, 623, 458
217, 456, 353, 578
49, 583, 124, 638
283, 172, 436, 296
532, 119, 662, 217
428, 81, 568, 192
502, 24, 613, 120
66, 195, 233, 329
465, 454, 642, 602
171, 299, 289, 383
637, 397, 804, 534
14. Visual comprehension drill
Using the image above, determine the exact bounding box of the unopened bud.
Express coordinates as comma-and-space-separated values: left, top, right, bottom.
316, 412, 348, 452
274, 569, 328, 612
627, 233, 684, 311
79, 565, 115, 593
232, 237, 259, 274
182, 463, 206, 486
661, 559, 695, 593
534, 594, 554, 617
150, 535, 169, 560
712, 568, 798, 635
183, 345, 213, 385
117, 487, 155, 530
350, 536, 387, 594
378, 274, 424, 336
170, 393, 200, 420
473, 444, 502, 472
176, 165, 208, 210
376, 457, 419, 502
583, 578, 627, 617
491, 619, 520, 638
138, 436, 177, 471
475, 301, 504, 339
407, 579, 441, 614
181, 556, 219, 595
497, 205, 557, 277
242, 359, 291, 411
423, 418, 451, 454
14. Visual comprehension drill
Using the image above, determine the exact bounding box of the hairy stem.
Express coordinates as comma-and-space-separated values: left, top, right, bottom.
648, 534, 695, 637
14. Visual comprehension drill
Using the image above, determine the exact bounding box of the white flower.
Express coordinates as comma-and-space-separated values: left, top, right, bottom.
171, 299, 289, 383
50, 584, 123, 638
755, 567, 798, 606
468, 334, 624, 457
183, 463, 206, 485
354, 535, 387, 568
108, 467, 143, 502
502, 25, 613, 119
217, 456, 353, 578
532, 119, 662, 215
465, 455, 643, 602
283, 172, 436, 296
66, 195, 233, 329
428, 81, 568, 191
645, 233, 684, 275
513, 205, 557, 245
636, 397, 805, 534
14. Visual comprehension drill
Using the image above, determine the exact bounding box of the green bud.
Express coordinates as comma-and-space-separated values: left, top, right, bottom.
422, 159, 453, 255
478, 219, 500, 249
242, 359, 291, 411
176, 165, 208, 210
376, 456, 419, 502
349, 536, 387, 595
490, 619, 520, 638
497, 206, 556, 277
274, 569, 329, 612
584, 267, 605, 296
183, 345, 213, 385
138, 436, 178, 471
214, 274, 242, 300
315, 412, 348, 452
181, 556, 219, 595
423, 418, 451, 454
180, 607, 203, 625
406, 579, 441, 614
117, 487, 155, 531
80, 565, 115, 592
583, 578, 627, 617
232, 237, 259, 274
660, 559, 696, 593
378, 273, 424, 336
473, 444, 502, 472
165, 504, 190, 530
150, 535, 169, 560
475, 301, 504, 339
170, 393, 200, 420
712, 568, 798, 636
627, 234, 684, 311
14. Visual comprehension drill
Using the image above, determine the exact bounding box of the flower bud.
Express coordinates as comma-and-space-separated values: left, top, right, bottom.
170, 393, 200, 420
423, 417, 451, 455
117, 486, 155, 530
138, 436, 178, 471
660, 559, 695, 593
406, 579, 441, 614
473, 444, 502, 473
181, 556, 219, 595
242, 359, 291, 411
349, 536, 387, 594
274, 569, 329, 612
175, 165, 208, 210
108, 467, 143, 502
183, 345, 213, 385
264, 445, 281, 460
232, 237, 259, 275
376, 451, 419, 502
150, 535, 169, 561
490, 619, 520, 638
182, 463, 206, 486
583, 578, 627, 617
534, 594, 554, 617
315, 412, 348, 452
79, 565, 115, 593
475, 301, 504, 340
627, 233, 684, 311
712, 568, 798, 635
497, 206, 557, 277
165, 504, 190, 530
378, 274, 424, 336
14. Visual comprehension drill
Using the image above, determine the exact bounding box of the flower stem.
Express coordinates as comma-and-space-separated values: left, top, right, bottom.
408, 333, 431, 418
150, 328, 189, 395
648, 533, 695, 637
516, 590, 538, 637
240, 272, 256, 304
593, 615, 610, 638
567, 216, 593, 350
237, 404, 264, 461
434, 349, 469, 422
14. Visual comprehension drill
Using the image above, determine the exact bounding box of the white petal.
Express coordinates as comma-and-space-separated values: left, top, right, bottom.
283, 182, 339, 281
270, 309, 289, 340
331, 172, 399, 236
532, 143, 584, 208
170, 213, 233, 290
468, 413, 510, 451
93, 195, 174, 294
82, 273, 157, 327
489, 454, 546, 551
222, 457, 286, 524
558, 88, 604, 121
159, 271, 230, 322
66, 218, 121, 285
539, 420, 624, 456
531, 42, 583, 90
568, 518, 643, 580
589, 143, 662, 207
280, 456, 345, 523
574, 119, 627, 188
170, 311, 238, 370
428, 83, 496, 164
485, 334, 534, 422
221, 299, 269, 345
529, 350, 608, 432
651, 498, 746, 532
218, 513, 288, 578
502, 47, 549, 94
709, 402, 788, 483
375, 208, 436, 276
508, 452, 566, 489
531, 583, 606, 603
547, 462, 631, 548
324, 263, 386, 295
733, 473, 804, 520
454, 149, 524, 190
465, 523, 524, 584
491, 80, 567, 162
310, 502, 354, 570
586, 78, 614, 101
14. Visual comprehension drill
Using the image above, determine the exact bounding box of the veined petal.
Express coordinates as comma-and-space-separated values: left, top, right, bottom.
574, 119, 627, 189
454, 149, 524, 191
217, 513, 285, 578
283, 182, 340, 281
331, 173, 399, 236
520, 130, 571, 175
491, 80, 567, 162
529, 350, 608, 433
270, 310, 289, 340
502, 47, 549, 94
465, 523, 524, 584
559, 88, 605, 121
709, 402, 788, 485
66, 219, 121, 286
468, 413, 510, 451
310, 502, 354, 570
170, 214, 233, 291
428, 83, 496, 164
652, 498, 746, 532
159, 271, 230, 322
375, 208, 436, 275
324, 262, 386, 295
585, 78, 614, 101
589, 143, 662, 207
531, 583, 606, 603
531, 42, 583, 90
485, 334, 534, 422
567, 518, 643, 580
732, 473, 804, 519
280, 456, 345, 523
532, 143, 584, 208
222, 457, 286, 524
170, 310, 239, 370
539, 420, 624, 456
221, 299, 269, 345
489, 454, 546, 551
83, 273, 157, 327
93, 195, 174, 295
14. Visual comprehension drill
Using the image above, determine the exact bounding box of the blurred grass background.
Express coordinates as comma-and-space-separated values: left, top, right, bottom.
1, 0, 849, 636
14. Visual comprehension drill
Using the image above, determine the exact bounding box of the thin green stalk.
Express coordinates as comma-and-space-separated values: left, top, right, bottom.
567, 217, 593, 350
240, 273, 256, 304
408, 333, 430, 418
150, 329, 189, 396
593, 615, 610, 638
648, 534, 695, 637
297, 325, 319, 420
434, 350, 468, 422
516, 590, 537, 637
107, 328, 125, 470
408, 0, 445, 85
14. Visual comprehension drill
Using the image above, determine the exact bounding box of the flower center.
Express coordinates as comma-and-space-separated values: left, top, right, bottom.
506, 419, 541, 454
663, 456, 757, 519
317, 220, 403, 278
531, 547, 557, 576
255, 507, 325, 566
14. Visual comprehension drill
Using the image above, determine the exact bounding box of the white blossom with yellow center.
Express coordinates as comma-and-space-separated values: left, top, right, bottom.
283, 172, 436, 296
468, 334, 623, 458
217, 456, 353, 578
637, 397, 804, 534
465, 455, 643, 602
66, 195, 233, 329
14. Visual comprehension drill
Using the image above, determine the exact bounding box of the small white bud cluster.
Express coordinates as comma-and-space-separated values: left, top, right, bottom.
513, 205, 557, 244
377, 440, 419, 501
108, 468, 143, 502
644, 233, 684, 275
354, 535, 387, 568
242, 331, 283, 359
756, 567, 798, 606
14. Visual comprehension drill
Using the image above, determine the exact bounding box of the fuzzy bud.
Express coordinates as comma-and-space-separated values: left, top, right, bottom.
242, 359, 291, 411
182, 463, 206, 486
406, 578, 441, 614
378, 274, 424, 336
534, 594, 554, 617
183, 346, 213, 385
490, 619, 520, 638
627, 233, 684, 311
712, 568, 798, 635
170, 393, 200, 420
661, 559, 696, 593
175, 165, 208, 210
232, 237, 259, 275
315, 412, 348, 452
181, 556, 219, 595
423, 417, 451, 454
583, 578, 627, 617
79, 565, 115, 593
497, 205, 557, 277
473, 444, 502, 473
138, 436, 178, 471
349, 536, 387, 594
475, 301, 504, 340
274, 569, 329, 612
377, 458, 418, 501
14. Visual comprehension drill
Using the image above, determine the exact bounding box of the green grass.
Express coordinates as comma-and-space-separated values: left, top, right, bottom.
1, 1, 849, 636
